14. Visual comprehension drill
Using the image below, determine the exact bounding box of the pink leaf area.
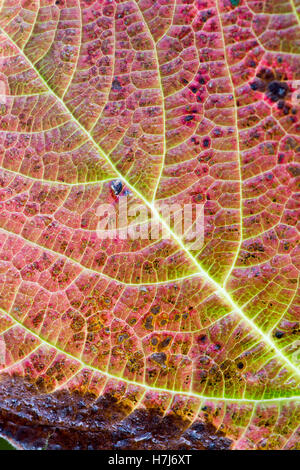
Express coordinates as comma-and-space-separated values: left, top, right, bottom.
0, 0, 299, 450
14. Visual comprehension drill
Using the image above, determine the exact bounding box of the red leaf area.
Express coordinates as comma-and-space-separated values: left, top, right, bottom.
0, 0, 299, 450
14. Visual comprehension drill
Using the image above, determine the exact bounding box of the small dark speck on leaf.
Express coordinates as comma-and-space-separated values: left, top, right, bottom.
267, 81, 288, 102
150, 305, 161, 315
112, 78, 122, 91
110, 180, 123, 195
198, 334, 207, 343
250, 81, 261, 91
151, 352, 167, 366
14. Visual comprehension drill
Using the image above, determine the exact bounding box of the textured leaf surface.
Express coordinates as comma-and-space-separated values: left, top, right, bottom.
0, 0, 299, 450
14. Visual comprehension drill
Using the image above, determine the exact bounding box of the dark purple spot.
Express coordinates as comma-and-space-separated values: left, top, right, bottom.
198, 76, 206, 84
151, 352, 167, 366
257, 68, 274, 81
275, 331, 284, 339
110, 179, 123, 195
112, 78, 122, 91
202, 138, 210, 148
267, 81, 288, 102
198, 334, 207, 343
277, 100, 284, 109
250, 80, 265, 91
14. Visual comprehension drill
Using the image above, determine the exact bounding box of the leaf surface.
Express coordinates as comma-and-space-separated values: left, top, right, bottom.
0, 0, 299, 450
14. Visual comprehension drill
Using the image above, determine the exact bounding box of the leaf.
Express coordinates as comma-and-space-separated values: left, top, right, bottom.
0, 436, 17, 450
0, 0, 299, 450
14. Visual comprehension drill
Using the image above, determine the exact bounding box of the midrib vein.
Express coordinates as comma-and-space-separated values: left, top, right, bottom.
0, 26, 299, 379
